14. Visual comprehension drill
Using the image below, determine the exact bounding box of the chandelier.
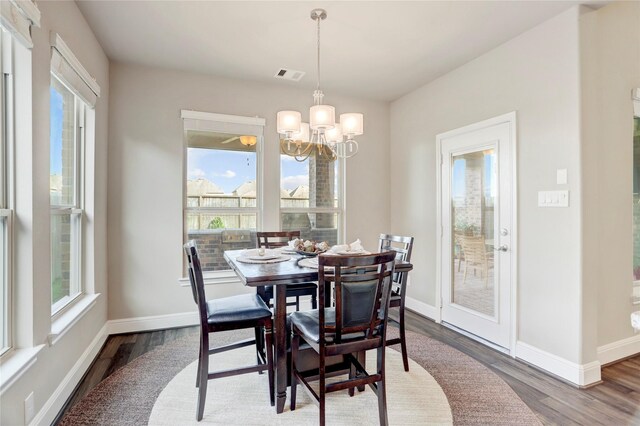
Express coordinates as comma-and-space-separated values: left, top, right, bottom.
277, 9, 363, 162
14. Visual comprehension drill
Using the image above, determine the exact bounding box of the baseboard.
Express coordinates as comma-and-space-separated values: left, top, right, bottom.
30, 324, 109, 426
597, 334, 640, 366
405, 297, 440, 322
515, 341, 601, 386
107, 311, 199, 335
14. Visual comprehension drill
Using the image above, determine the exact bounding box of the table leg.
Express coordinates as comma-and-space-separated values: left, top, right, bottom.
274, 285, 287, 413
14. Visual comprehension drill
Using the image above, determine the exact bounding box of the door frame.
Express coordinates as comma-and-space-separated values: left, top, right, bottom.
435, 111, 518, 356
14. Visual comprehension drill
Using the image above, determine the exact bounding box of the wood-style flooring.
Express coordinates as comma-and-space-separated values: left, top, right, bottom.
55, 310, 640, 425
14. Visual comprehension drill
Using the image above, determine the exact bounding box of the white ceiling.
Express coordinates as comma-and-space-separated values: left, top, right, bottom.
76, 1, 602, 102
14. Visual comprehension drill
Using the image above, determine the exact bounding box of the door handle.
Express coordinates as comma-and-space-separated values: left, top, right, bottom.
494, 245, 508, 252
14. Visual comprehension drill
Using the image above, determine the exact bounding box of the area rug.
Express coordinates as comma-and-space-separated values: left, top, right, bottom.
149, 346, 451, 425
58, 328, 541, 425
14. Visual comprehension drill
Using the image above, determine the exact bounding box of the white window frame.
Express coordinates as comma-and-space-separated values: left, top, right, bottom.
49, 75, 86, 316
0, 27, 14, 356
181, 110, 265, 279
279, 155, 346, 244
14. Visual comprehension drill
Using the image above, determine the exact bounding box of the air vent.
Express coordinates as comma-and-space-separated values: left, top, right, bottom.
274, 68, 305, 82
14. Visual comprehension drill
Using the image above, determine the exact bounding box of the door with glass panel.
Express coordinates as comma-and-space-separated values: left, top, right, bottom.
439, 114, 515, 351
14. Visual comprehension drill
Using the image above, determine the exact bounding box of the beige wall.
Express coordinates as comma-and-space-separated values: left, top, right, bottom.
390, 7, 584, 363
1, 1, 109, 424
581, 1, 640, 357
107, 62, 390, 320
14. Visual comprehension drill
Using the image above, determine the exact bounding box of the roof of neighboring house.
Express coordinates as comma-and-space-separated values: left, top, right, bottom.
187, 178, 224, 196
289, 185, 309, 199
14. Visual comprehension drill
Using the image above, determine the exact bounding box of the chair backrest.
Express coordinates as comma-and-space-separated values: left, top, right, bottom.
456, 235, 487, 264
318, 252, 396, 346
184, 241, 209, 328
378, 234, 414, 292
256, 231, 301, 249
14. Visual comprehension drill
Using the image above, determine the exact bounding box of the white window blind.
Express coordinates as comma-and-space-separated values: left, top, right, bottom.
50, 33, 100, 108
0, 0, 39, 48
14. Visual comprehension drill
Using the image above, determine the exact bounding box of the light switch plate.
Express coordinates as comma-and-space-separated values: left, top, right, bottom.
538, 190, 569, 207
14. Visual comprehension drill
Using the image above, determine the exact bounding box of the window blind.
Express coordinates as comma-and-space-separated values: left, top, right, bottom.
0, 0, 40, 48
50, 33, 100, 108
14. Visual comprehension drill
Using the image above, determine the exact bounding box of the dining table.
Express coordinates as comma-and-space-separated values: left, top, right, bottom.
224, 248, 414, 414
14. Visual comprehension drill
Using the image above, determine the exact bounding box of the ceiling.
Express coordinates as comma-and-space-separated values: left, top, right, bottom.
76, 1, 603, 102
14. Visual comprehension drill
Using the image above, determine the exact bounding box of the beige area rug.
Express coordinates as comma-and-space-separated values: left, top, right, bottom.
148, 347, 451, 425
58, 328, 541, 425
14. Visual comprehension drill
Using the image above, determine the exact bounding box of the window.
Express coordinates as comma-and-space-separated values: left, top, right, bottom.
50, 75, 85, 314
280, 151, 343, 245
0, 28, 13, 355
183, 112, 264, 273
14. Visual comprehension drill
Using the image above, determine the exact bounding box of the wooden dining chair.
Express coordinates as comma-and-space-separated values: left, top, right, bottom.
184, 241, 274, 421
289, 251, 397, 426
256, 231, 318, 311
378, 234, 414, 372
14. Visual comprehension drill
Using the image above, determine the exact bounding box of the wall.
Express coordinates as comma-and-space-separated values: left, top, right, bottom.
390, 8, 584, 364
1, 1, 109, 425
580, 1, 640, 361
107, 62, 390, 320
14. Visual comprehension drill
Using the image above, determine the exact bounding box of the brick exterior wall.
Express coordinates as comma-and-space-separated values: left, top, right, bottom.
309, 151, 335, 228
188, 226, 339, 272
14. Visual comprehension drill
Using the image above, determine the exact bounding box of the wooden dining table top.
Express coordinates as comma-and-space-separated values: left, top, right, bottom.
224, 249, 413, 287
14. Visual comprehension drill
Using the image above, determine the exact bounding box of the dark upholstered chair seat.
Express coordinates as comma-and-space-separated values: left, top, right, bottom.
206, 294, 272, 325
290, 308, 380, 344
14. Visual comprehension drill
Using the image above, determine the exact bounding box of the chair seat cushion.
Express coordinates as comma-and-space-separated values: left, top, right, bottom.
206, 294, 272, 325
290, 309, 366, 343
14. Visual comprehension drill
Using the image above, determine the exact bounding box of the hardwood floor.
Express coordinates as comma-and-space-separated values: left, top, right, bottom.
56, 311, 640, 425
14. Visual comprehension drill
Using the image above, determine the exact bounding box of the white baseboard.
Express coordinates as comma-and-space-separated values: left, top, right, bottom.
30, 324, 109, 426
107, 311, 199, 335
597, 334, 640, 366
515, 341, 601, 386
405, 297, 440, 322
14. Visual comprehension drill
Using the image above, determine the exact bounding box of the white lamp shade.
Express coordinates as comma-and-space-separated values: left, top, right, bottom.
277, 110, 301, 134
340, 113, 364, 135
310, 104, 335, 130
292, 122, 310, 142
325, 123, 343, 143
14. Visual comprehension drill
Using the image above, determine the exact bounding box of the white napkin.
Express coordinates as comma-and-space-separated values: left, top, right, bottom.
328, 239, 365, 254
288, 238, 301, 249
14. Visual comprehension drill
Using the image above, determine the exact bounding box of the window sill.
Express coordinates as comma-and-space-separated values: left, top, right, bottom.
0, 344, 45, 396
48, 293, 101, 346
178, 270, 240, 287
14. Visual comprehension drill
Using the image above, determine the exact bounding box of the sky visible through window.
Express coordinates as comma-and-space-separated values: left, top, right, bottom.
50, 86, 64, 175
186, 147, 310, 193
451, 153, 496, 199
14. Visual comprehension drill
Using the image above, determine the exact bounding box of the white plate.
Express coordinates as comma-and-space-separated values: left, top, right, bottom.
247, 254, 281, 261
336, 250, 369, 255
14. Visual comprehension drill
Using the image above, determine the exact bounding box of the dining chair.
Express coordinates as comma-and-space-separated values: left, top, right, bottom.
184, 241, 274, 421
256, 231, 318, 311
378, 234, 414, 372
289, 251, 397, 426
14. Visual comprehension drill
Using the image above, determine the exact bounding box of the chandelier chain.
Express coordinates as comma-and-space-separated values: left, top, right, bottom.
316, 14, 321, 91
